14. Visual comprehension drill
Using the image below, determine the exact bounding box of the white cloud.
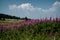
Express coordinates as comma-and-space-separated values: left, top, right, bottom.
17, 3, 33, 9
53, 1, 60, 6
9, 1, 60, 19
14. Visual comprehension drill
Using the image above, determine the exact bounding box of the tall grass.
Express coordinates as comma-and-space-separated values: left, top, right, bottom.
0, 18, 60, 40
0, 21, 60, 40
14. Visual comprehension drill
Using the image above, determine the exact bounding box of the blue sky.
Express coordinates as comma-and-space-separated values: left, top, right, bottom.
0, 0, 60, 19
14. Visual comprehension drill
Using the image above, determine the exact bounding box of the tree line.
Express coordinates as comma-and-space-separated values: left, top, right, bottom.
0, 13, 30, 20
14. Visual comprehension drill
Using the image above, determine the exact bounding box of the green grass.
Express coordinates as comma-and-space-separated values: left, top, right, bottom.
0, 28, 60, 40
0, 21, 60, 40
0, 19, 24, 24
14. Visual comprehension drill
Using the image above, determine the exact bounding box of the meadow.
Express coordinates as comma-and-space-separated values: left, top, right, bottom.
0, 18, 60, 40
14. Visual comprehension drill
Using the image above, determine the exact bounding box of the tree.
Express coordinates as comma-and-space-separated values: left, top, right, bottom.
25, 17, 28, 21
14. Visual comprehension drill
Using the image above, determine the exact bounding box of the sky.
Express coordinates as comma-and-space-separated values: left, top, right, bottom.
0, 0, 60, 19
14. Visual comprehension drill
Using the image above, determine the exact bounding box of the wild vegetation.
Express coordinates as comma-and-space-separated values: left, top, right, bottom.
0, 17, 60, 40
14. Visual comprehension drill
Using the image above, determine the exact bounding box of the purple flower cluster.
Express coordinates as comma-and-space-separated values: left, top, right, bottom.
0, 18, 60, 29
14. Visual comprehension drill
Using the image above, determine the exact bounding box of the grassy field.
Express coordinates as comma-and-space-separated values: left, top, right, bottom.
0, 19, 60, 40
0, 19, 24, 24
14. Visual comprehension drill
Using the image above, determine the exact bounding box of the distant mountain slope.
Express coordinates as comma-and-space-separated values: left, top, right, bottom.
0, 13, 20, 19
0, 13, 31, 20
